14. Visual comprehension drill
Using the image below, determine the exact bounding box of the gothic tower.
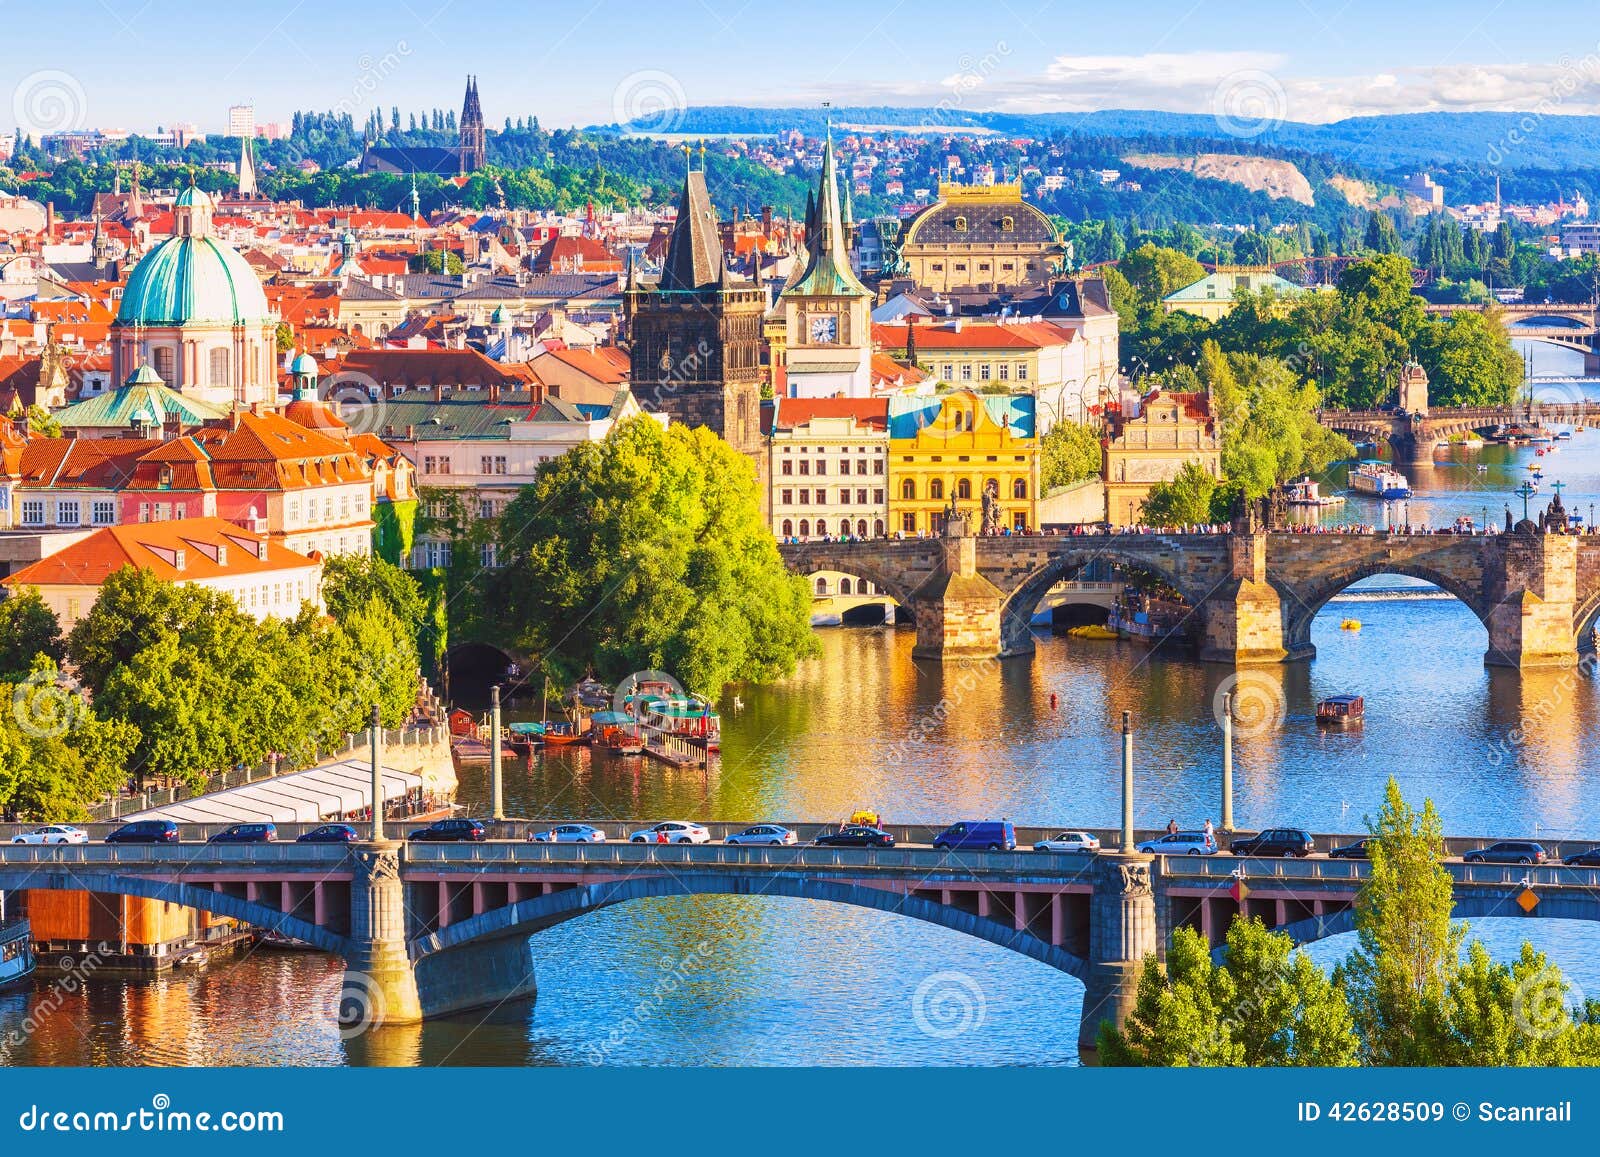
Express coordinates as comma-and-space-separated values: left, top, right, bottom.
624, 166, 767, 508
459, 75, 486, 173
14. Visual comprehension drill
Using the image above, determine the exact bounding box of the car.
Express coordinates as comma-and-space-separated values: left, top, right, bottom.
1033, 830, 1101, 852
407, 818, 487, 842
10, 825, 88, 846
1564, 846, 1600, 867
627, 821, 710, 844
1136, 830, 1216, 856
1328, 837, 1372, 860
932, 820, 1017, 852
528, 823, 608, 843
104, 820, 179, 845
726, 824, 797, 846
296, 824, 359, 844
1230, 828, 1316, 858
207, 822, 278, 844
1463, 840, 1547, 865
813, 825, 895, 848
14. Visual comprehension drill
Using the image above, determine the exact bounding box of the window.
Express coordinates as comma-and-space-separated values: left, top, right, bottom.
781, 489, 793, 505
956, 479, 972, 500
998, 364, 1009, 381
799, 460, 810, 476
153, 346, 175, 383
92, 500, 115, 525
480, 542, 498, 568
931, 263, 944, 272
1016, 363, 1028, 381
873, 459, 884, 475
900, 479, 915, 501
1000, 215, 1015, 233
857, 459, 867, 475
781, 459, 793, 476
953, 215, 968, 232
288, 498, 300, 523
979, 364, 991, 381
873, 489, 884, 504
815, 519, 827, 535
941, 364, 953, 379
20, 499, 44, 526
1013, 478, 1028, 500
840, 578, 852, 595
479, 500, 497, 520
799, 489, 810, 505
901, 512, 916, 532
874, 518, 885, 536
856, 488, 867, 505
856, 519, 867, 537
781, 519, 793, 536
56, 499, 80, 526
929, 479, 944, 500
209, 348, 230, 389
799, 519, 810, 537
816, 577, 828, 595
138, 502, 150, 523
481, 455, 507, 475
815, 459, 827, 475
960, 364, 972, 380
340, 495, 350, 519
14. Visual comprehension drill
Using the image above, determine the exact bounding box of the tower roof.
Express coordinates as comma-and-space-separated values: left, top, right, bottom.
659, 169, 727, 292
785, 133, 868, 299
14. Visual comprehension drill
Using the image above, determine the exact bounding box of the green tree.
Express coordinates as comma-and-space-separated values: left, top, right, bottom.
1139, 460, 1217, 525
1039, 421, 1101, 491
1415, 311, 1523, 407
0, 588, 65, 680
321, 553, 427, 642
489, 417, 816, 694
409, 249, 465, 275
1363, 211, 1403, 254
0, 657, 138, 820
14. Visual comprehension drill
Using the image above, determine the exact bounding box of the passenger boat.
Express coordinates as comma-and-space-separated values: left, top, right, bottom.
0, 909, 35, 991
1285, 476, 1344, 507
591, 712, 645, 755
1349, 461, 1410, 499
568, 677, 612, 711
1316, 695, 1365, 728
538, 720, 590, 746
625, 682, 722, 752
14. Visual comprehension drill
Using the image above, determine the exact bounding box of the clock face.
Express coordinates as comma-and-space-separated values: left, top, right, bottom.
809, 314, 839, 344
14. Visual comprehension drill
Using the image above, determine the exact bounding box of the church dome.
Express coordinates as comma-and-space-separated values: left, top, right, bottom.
115, 189, 271, 327
290, 352, 319, 377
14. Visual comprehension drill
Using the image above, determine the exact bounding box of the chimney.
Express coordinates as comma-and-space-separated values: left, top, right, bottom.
405, 424, 415, 439
45, 201, 55, 240
488, 382, 501, 403
216, 543, 228, 567
432, 382, 444, 403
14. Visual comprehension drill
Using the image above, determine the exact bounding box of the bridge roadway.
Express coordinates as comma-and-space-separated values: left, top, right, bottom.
3, 823, 1597, 1052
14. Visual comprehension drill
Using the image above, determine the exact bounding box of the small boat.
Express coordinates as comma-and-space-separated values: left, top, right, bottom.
1340, 619, 1361, 631
1556, 431, 1573, 440
506, 721, 546, 754
1286, 476, 1345, 507
1067, 624, 1120, 640
593, 712, 646, 756
539, 720, 590, 746
1316, 694, 1365, 728
568, 677, 612, 710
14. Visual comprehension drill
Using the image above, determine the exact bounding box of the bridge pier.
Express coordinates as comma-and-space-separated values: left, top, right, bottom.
1486, 533, 1579, 669
343, 843, 423, 1028
910, 529, 1016, 662
1078, 853, 1158, 1058
1198, 534, 1302, 664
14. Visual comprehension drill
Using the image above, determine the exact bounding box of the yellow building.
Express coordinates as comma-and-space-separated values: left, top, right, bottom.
897, 183, 1064, 294
1102, 390, 1222, 525
887, 389, 1039, 535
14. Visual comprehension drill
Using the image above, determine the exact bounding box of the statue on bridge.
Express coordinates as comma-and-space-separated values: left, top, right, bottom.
981, 478, 1001, 535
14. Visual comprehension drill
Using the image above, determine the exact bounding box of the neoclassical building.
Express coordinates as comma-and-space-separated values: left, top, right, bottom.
111, 185, 278, 408
898, 183, 1064, 294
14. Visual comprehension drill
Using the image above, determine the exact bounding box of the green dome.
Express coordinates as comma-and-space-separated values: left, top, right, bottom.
290, 352, 319, 376
174, 184, 207, 208
115, 233, 271, 326
125, 363, 164, 386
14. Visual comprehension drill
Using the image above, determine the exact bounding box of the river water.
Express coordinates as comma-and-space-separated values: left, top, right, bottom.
5, 344, 1600, 1067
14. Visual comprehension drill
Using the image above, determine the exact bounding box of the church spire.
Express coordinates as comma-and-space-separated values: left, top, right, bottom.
784, 128, 868, 298
659, 168, 727, 292
237, 134, 258, 199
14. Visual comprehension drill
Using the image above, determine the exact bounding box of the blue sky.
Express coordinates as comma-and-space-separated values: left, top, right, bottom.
7, 0, 1600, 134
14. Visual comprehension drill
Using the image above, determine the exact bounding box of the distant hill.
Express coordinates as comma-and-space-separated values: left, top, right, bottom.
608, 106, 1600, 171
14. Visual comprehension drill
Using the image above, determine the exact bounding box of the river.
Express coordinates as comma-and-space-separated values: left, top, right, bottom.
4, 346, 1600, 1067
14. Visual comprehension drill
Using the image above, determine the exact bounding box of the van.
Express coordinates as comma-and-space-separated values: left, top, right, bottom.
932, 820, 1016, 852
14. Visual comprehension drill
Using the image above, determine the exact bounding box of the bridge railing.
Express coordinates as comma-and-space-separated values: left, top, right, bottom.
0, 844, 354, 870
1159, 854, 1600, 890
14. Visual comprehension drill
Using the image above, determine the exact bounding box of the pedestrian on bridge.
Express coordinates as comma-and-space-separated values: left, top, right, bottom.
1166, 818, 1178, 835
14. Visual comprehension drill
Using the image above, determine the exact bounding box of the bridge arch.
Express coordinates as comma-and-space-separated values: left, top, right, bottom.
1, 870, 351, 955
780, 556, 919, 610
999, 544, 1204, 655
1281, 563, 1489, 655
410, 872, 1090, 980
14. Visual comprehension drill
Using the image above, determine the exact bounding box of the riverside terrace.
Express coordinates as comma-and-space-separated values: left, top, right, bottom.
776, 521, 1600, 667
3, 827, 1599, 1055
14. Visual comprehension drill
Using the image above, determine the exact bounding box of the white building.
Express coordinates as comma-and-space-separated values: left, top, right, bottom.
769, 398, 889, 540
227, 104, 256, 139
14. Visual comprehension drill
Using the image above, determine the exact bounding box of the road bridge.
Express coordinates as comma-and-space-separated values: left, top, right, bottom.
779, 522, 1600, 668
4, 834, 1599, 1054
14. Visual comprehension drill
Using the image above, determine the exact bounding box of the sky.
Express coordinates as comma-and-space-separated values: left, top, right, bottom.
7, 0, 1600, 137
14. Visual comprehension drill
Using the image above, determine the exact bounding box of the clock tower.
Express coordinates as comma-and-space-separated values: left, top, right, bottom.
778, 132, 873, 398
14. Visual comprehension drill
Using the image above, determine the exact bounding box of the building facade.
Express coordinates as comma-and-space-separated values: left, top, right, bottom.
1102, 390, 1222, 525
886, 389, 1039, 536
768, 398, 889, 540
897, 183, 1063, 294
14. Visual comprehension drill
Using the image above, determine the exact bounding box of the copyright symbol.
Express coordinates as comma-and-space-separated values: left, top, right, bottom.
1452, 1102, 1470, 1121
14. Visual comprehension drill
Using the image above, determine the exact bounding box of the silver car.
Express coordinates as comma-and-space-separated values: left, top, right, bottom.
726, 824, 797, 846
628, 821, 711, 844
10, 824, 88, 845
1034, 830, 1101, 852
528, 823, 608, 843
1136, 830, 1217, 856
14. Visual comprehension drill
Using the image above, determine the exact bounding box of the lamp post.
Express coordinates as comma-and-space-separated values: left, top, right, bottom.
369, 704, 384, 843
1120, 711, 1134, 851
490, 684, 504, 822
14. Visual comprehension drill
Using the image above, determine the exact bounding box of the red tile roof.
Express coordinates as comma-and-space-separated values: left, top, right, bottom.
3, 517, 318, 588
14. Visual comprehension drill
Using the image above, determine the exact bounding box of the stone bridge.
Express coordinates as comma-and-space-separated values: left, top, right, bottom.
6, 838, 1598, 1056
1426, 301, 1600, 358
778, 528, 1600, 668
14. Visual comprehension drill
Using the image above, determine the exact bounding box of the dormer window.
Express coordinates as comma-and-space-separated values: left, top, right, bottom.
1000, 216, 1015, 233
953, 215, 968, 232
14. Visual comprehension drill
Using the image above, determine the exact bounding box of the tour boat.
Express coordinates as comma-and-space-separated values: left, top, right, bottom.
538, 720, 590, 747
1316, 695, 1365, 728
0, 913, 34, 992
591, 713, 645, 756
1557, 430, 1573, 440
1286, 477, 1345, 507
1348, 461, 1410, 499
629, 688, 722, 753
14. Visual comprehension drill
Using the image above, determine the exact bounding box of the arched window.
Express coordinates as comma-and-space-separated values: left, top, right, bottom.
856, 519, 867, 537
901, 479, 916, 500
1000, 215, 1015, 233
956, 478, 972, 500
840, 578, 853, 595
1013, 478, 1028, 500
953, 215, 968, 232
930, 479, 945, 500
781, 519, 793, 537
816, 519, 828, 536
873, 518, 884, 537
799, 519, 810, 537
209, 348, 230, 390
815, 576, 828, 595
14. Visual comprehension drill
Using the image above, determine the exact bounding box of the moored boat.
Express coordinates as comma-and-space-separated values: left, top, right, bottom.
0, 912, 33, 992
1286, 476, 1344, 507
1349, 461, 1410, 499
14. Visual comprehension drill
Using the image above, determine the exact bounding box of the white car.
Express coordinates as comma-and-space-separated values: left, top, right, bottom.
726, 824, 797, 846
11, 824, 88, 846
628, 821, 711, 845
528, 823, 608, 843
1136, 830, 1217, 856
1034, 830, 1101, 852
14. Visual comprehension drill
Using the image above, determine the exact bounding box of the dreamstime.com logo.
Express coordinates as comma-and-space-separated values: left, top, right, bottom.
1512, 965, 1585, 1041
911, 970, 987, 1039
1212, 671, 1285, 739
612, 669, 686, 716
11, 670, 87, 739
324, 969, 386, 1040
612, 70, 687, 134
319, 370, 390, 438
12, 70, 87, 140
1210, 69, 1288, 139
15, 1094, 284, 1134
